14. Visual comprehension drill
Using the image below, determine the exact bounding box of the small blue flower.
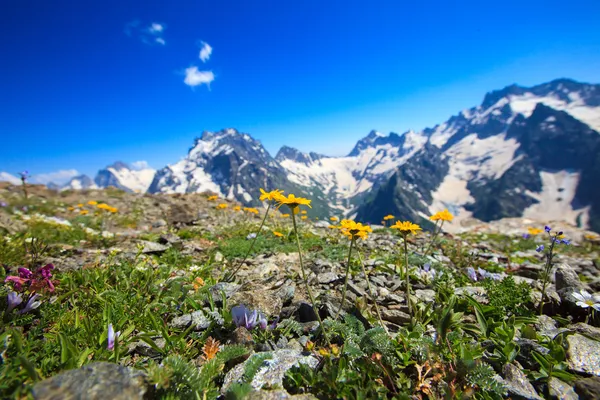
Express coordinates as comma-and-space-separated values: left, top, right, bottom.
107, 323, 120, 351
466, 267, 477, 281
6, 291, 23, 313
246, 233, 257, 240
522, 233, 530, 239
545, 226, 551, 233
536, 244, 545, 253
231, 305, 258, 329
560, 239, 571, 245
0, 201, 7, 207
18, 293, 42, 314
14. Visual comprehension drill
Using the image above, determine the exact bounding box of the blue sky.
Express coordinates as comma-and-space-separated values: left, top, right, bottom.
1, 0, 600, 182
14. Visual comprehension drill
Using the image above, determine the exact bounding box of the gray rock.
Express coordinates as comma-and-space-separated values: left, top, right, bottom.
455, 286, 488, 304
221, 349, 319, 394
548, 377, 578, 400
152, 219, 167, 228
275, 280, 296, 304
229, 289, 283, 317
535, 315, 559, 338
31, 362, 150, 400
380, 308, 411, 324
313, 220, 331, 229
415, 289, 436, 303
574, 376, 600, 400
158, 233, 182, 248
556, 264, 585, 292
170, 311, 211, 331
567, 334, 600, 376
244, 389, 317, 399
209, 282, 240, 302
569, 323, 600, 342
128, 337, 166, 357
317, 272, 340, 284
138, 240, 169, 254
501, 363, 544, 400
347, 281, 366, 297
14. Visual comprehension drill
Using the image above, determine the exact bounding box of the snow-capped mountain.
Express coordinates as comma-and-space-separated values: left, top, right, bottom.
61, 175, 98, 191
356, 78, 600, 232
94, 162, 156, 193
275, 129, 427, 213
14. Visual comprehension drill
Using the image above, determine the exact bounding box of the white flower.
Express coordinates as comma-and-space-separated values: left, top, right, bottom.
572, 290, 600, 311
101, 231, 115, 238
189, 265, 201, 272
135, 265, 148, 272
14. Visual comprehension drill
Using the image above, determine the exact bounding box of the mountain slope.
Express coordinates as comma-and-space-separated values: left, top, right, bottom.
94, 162, 156, 193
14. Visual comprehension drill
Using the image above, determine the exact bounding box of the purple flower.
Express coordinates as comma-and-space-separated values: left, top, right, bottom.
22, 206, 28, 212
423, 263, 431, 272
258, 313, 268, 330
0, 201, 7, 207
545, 226, 551, 233
246, 233, 257, 240
18, 294, 42, 314
477, 267, 502, 281
269, 316, 280, 330
231, 305, 258, 329
6, 291, 23, 313
536, 244, 545, 253
466, 267, 477, 281
107, 323, 120, 351
560, 239, 571, 245
522, 233, 531, 239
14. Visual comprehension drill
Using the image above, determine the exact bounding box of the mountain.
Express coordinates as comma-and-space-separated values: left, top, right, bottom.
147, 128, 330, 213
94, 162, 156, 193
356, 78, 600, 232
275, 129, 427, 214
61, 175, 98, 191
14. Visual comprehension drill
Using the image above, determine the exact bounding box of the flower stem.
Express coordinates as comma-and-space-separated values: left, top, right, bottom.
357, 250, 390, 336
423, 220, 443, 257
225, 203, 271, 282
335, 236, 355, 320
403, 235, 412, 322
539, 233, 558, 315
292, 211, 330, 345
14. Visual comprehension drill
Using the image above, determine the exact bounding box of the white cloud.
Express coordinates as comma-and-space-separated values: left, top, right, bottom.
0, 172, 20, 185
131, 161, 152, 170
30, 169, 79, 185
149, 23, 164, 34
125, 20, 166, 46
199, 41, 212, 63
184, 67, 215, 88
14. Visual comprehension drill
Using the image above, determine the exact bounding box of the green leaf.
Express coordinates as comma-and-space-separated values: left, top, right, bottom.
17, 356, 41, 382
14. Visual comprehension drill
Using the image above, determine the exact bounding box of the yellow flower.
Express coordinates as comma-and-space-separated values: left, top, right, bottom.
109, 207, 118, 213
301, 210, 307, 214
330, 216, 339, 222
243, 207, 259, 214
301, 215, 308, 220
80, 210, 89, 215
216, 203, 228, 209
430, 209, 454, 222
88, 200, 98, 206
584, 233, 599, 240
207, 195, 218, 201
97, 203, 111, 210
328, 225, 338, 229
273, 231, 284, 238
281, 213, 290, 218
391, 220, 422, 235
193, 277, 205, 290
339, 219, 372, 240
383, 215, 395, 221
77, 203, 84, 208
233, 206, 241, 211
527, 227, 543, 235
259, 188, 284, 202
274, 193, 311, 214
67, 206, 75, 211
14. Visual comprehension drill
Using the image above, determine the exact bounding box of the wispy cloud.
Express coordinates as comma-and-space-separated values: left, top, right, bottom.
30, 169, 79, 185
0, 172, 20, 185
184, 67, 215, 88
199, 41, 212, 62
131, 160, 152, 170
125, 20, 167, 45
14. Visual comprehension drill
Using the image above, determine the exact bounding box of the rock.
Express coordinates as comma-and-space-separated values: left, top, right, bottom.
128, 338, 166, 357
567, 334, 600, 376
574, 376, 600, 400
501, 363, 544, 400
313, 221, 331, 229
152, 219, 167, 228
455, 286, 488, 304
221, 349, 319, 394
556, 264, 585, 292
415, 289, 436, 303
158, 233, 182, 249
274, 280, 296, 304
380, 308, 411, 325
138, 240, 170, 254
569, 323, 600, 342
209, 282, 241, 303
548, 377, 579, 400
31, 362, 150, 400
243, 389, 318, 400
347, 281, 366, 297
232, 326, 254, 347
229, 289, 283, 317
317, 272, 340, 284
516, 339, 550, 369
167, 204, 196, 225
535, 315, 560, 338
170, 311, 211, 331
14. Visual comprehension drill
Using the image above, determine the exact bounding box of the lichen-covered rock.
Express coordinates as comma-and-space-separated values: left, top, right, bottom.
567, 334, 600, 376
548, 377, 578, 400
229, 289, 283, 317
221, 349, 319, 394
31, 362, 150, 400
170, 310, 211, 330
501, 363, 544, 400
